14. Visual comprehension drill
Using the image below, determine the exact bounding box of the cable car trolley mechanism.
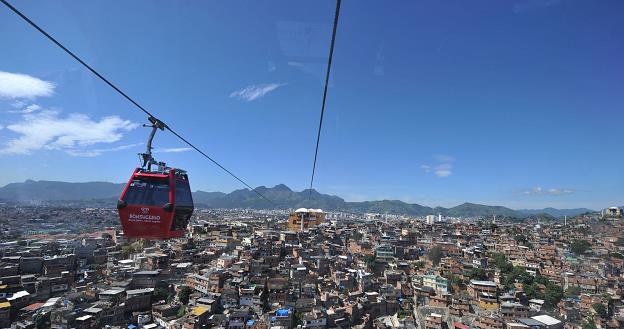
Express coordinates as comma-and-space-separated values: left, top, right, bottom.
117, 117, 194, 239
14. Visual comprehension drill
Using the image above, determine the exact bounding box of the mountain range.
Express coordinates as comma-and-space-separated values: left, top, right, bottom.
0, 180, 594, 218
517, 207, 594, 217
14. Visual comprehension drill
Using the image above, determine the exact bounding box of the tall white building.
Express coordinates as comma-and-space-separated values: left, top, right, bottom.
602, 207, 622, 218
426, 215, 435, 225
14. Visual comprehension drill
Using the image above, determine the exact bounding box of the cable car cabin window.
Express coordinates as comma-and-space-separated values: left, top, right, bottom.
123, 179, 170, 206
174, 181, 193, 206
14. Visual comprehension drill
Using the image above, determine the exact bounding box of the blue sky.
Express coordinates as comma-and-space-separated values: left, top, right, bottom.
1, 0, 622, 209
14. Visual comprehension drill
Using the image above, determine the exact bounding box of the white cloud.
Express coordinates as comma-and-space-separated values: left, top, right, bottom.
1, 110, 138, 155
23, 104, 42, 113
66, 143, 143, 157
154, 147, 193, 153
0, 71, 55, 99
11, 100, 27, 108
8, 103, 42, 114
523, 187, 543, 195
422, 155, 454, 178
522, 186, 574, 195
548, 188, 574, 195
434, 163, 453, 177
0, 124, 3, 130
229, 83, 285, 101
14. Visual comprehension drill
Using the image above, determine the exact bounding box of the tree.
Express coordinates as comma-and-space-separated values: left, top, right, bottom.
502, 266, 534, 290
491, 253, 512, 273
352, 231, 363, 241
544, 283, 563, 309
363, 254, 376, 268
397, 310, 410, 318
524, 283, 540, 300
293, 312, 303, 326
413, 261, 425, 269
592, 303, 607, 318
177, 305, 186, 317
428, 245, 443, 266
110, 294, 121, 306
569, 240, 591, 255
154, 281, 173, 303
468, 268, 487, 280
582, 318, 598, 329
154, 287, 170, 302
535, 275, 550, 285
33, 312, 50, 329
121, 244, 135, 258
177, 286, 192, 305
445, 274, 464, 293
564, 286, 581, 297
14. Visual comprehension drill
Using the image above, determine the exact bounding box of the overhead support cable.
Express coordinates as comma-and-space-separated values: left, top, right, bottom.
1, 0, 274, 205
308, 0, 342, 199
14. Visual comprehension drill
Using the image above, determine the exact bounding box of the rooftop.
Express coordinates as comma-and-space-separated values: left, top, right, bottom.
470, 280, 497, 287
532, 315, 562, 326
191, 306, 208, 316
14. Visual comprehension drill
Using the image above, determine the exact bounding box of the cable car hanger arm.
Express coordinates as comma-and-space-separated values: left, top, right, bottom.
141, 116, 167, 171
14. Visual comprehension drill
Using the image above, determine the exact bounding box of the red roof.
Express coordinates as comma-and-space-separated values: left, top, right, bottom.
21, 302, 44, 312
453, 322, 470, 329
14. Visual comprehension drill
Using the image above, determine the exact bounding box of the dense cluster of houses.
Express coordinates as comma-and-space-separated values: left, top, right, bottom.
0, 207, 622, 328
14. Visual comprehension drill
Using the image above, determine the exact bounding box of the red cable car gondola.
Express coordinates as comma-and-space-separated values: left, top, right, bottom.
117, 117, 194, 239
